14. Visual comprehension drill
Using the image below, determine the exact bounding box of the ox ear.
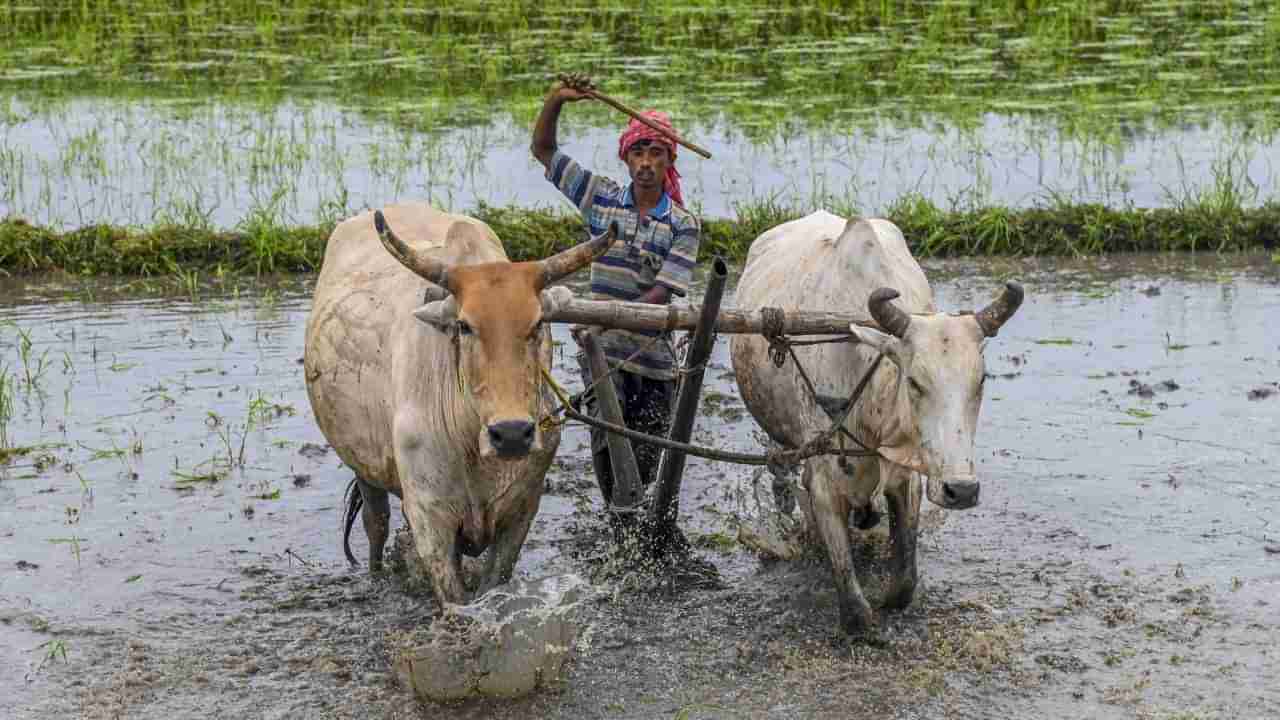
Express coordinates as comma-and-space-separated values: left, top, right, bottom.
539, 285, 573, 318
412, 296, 459, 331
849, 324, 902, 360
422, 283, 450, 303
851, 323, 913, 399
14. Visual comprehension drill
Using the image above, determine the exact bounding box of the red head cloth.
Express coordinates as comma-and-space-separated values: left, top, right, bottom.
617, 110, 684, 207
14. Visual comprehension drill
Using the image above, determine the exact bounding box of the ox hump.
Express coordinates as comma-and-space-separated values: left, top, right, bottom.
378, 203, 505, 264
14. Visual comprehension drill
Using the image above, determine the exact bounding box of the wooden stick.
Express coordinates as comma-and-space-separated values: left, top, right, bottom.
650, 257, 727, 528
582, 88, 713, 160
576, 328, 644, 511
546, 297, 882, 336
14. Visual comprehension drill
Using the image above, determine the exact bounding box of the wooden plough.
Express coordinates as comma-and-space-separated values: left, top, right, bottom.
541, 256, 886, 538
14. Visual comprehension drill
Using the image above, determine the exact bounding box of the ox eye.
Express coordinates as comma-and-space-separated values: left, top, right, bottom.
456, 320, 473, 336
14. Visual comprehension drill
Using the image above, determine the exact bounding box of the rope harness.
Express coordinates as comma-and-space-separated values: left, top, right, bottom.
757, 308, 885, 472
536, 306, 885, 469
451, 330, 466, 395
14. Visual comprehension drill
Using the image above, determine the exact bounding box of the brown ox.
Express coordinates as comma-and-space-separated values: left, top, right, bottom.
304, 202, 611, 604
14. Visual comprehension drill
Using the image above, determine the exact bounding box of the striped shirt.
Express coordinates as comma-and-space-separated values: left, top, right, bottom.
546, 149, 701, 380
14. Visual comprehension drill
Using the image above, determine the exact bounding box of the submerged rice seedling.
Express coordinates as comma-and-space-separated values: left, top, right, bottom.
247, 391, 295, 427
77, 440, 126, 462
0, 364, 13, 449
48, 536, 85, 567
31, 639, 69, 674
205, 411, 245, 469
172, 461, 226, 488
10, 324, 51, 391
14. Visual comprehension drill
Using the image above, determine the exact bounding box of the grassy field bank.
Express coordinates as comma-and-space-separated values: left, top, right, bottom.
3, 196, 1277, 277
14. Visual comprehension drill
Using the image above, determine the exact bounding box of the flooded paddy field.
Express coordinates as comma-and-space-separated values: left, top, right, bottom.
2, 254, 1277, 719
4, 98, 1280, 228
3, 1, 1280, 717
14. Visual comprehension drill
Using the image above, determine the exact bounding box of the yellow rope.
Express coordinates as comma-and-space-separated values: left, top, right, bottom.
539, 364, 572, 431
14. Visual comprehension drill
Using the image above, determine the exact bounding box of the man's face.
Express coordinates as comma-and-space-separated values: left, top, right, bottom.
624, 140, 671, 193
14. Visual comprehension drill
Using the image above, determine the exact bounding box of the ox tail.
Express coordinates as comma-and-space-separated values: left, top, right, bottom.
342, 477, 363, 567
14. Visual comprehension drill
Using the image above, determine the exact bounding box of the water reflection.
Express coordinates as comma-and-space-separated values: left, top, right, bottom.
2, 98, 1278, 228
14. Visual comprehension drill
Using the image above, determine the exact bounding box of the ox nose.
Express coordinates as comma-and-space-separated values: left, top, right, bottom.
487, 420, 536, 458
942, 479, 980, 509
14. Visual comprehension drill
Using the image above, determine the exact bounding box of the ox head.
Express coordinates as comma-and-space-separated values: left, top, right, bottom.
849, 283, 1023, 510
374, 210, 615, 459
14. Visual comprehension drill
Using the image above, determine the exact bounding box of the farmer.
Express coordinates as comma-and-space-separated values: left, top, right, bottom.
531, 73, 701, 506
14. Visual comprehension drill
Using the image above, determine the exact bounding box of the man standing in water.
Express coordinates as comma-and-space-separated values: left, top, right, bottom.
531, 74, 701, 506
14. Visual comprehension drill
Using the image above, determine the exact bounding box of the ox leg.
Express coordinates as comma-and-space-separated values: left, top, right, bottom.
403, 502, 466, 606
810, 473, 874, 636
882, 469, 921, 610
357, 477, 391, 572
478, 494, 541, 593
394, 417, 465, 605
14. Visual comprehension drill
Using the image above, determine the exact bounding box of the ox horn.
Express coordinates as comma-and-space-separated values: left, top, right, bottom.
374, 210, 452, 291
868, 287, 911, 338
974, 282, 1024, 337
537, 221, 620, 289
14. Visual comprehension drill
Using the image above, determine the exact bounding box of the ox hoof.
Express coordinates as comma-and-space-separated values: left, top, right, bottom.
882, 581, 917, 611
852, 505, 882, 531
843, 619, 885, 646
839, 606, 876, 638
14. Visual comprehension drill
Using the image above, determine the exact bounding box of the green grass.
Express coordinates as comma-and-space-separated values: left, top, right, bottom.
0, 217, 330, 275
4, 196, 1278, 276
172, 466, 225, 488
5, 1, 1280, 137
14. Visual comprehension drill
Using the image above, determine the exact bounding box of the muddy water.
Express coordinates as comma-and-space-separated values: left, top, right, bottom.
2, 253, 1278, 718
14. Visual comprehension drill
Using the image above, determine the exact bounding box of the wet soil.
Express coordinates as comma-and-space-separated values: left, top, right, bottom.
2, 253, 1278, 719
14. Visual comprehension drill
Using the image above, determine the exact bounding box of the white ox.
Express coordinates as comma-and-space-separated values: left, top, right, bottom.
730, 211, 1022, 635
304, 202, 610, 604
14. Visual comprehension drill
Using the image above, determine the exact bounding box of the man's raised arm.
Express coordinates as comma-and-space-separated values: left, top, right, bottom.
531, 76, 593, 170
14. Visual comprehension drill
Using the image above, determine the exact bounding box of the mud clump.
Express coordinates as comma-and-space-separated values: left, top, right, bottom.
390, 573, 588, 702
1246, 383, 1278, 401
297, 442, 330, 459
1035, 652, 1090, 674
1127, 378, 1180, 398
